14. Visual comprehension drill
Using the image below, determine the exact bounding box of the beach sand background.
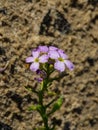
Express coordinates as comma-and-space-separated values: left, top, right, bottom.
0, 0, 98, 130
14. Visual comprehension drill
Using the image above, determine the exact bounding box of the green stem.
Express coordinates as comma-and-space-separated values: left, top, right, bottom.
38, 81, 50, 130
37, 64, 55, 130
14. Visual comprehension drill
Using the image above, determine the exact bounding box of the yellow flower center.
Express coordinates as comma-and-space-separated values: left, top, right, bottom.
58, 57, 64, 62
35, 58, 39, 62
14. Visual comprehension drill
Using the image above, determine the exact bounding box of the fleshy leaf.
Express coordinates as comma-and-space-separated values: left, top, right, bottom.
28, 105, 37, 111
28, 105, 41, 111
48, 96, 63, 115
25, 86, 38, 94
34, 127, 46, 130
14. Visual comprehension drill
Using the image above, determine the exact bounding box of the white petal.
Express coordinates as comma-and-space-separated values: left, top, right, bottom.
49, 46, 58, 51
54, 61, 65, 72
39, 54, 48, 63
26, 57, 34, 63
64, 60, 74, 70
30, 62, 39, 72
32, 50, 40, 58
38, 46, 48, 53
58, 49, 68, 59
48, 50, 59, 59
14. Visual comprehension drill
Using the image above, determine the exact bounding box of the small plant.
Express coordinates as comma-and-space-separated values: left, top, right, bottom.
26, 45, 74, 130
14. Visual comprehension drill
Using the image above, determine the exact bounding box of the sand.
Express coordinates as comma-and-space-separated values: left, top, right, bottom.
0, 0, 98, 130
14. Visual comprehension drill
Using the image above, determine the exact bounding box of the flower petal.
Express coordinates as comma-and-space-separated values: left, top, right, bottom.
38, 46, 48, 53
54, 61, 65, 72
26, 57, 34, 63
32, 50, 40, 58
64, 60, 74, 70
49, 46, 58, 51
58, 49, 68, 59
39, 54, 49, 63
30, 62, 39, 72
34, 77, 43, 82
48, 50, 59, 59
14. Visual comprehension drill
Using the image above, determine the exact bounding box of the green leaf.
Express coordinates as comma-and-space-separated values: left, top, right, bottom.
28, 105, 41, 111
48, 96, 63, 115
25, 86, 38, 94
34, 127, 45, 130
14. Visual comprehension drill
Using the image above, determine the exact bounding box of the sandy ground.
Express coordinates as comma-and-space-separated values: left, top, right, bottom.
0, 0, 98, 130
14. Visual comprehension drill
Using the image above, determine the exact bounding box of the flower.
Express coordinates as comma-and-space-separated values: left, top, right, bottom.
38, 45, 48, 53
49, 46, 58, 51
34, 77, 43, 82
26, 49, 48, 72
36, 69, 47, 79
48, 49, 74, 72
26, 46, 74, 73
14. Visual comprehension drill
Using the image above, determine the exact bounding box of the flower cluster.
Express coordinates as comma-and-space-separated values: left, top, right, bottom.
26, 46, 74, 72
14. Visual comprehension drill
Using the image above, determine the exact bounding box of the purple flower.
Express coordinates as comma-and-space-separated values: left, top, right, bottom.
48, 50, 59, 59
34, 77, 43, 82
48, 46, 58, 59
26, 46, 74, 73
36, 69, 47, 79
38, 45, 48, 53
49, 49, 74, 72
49, 46, 58, 51
26, 49, 49, 72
